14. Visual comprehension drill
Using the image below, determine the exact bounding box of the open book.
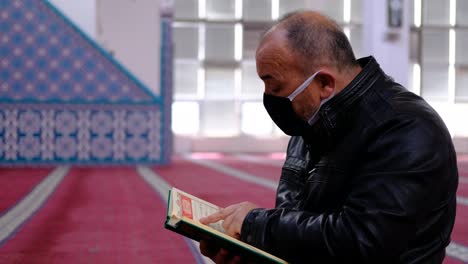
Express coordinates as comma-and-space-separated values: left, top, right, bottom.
164, 187, 288, 264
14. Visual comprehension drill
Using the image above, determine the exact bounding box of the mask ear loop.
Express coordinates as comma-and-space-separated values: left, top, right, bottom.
307, 90, 335, 125
287, 70, 321, 101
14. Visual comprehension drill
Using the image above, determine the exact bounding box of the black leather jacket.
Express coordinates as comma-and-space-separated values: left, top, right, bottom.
240, 57, 458, 263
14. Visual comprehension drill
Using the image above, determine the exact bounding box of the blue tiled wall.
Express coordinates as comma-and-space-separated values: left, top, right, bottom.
0, 0, 171, 165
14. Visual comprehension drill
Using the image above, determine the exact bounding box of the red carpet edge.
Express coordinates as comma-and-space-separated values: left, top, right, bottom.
0, 167, 69, 246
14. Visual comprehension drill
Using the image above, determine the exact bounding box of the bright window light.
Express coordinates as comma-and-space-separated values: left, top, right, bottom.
449, 28, 456, 102
448, 65, 455, 103
344, 27, 350, 40
412, 63, 421, 95
414, 0, 421, 27
172, 102, 200, 135
271, 0, 279, 20
452, 105, 468, 137
450, 0, 457, 26
235, 68, 242, 98
235, 23, 243, 61
197, 67, 205, 99
241, 102, 273, 136
235, 0, 242, 20
273, 124, 286, 137
202, 102, 239, 137
449, 29, 456, 65
198, 0, 206, 19
198, 23, 206, 61
343, 0, 351, 23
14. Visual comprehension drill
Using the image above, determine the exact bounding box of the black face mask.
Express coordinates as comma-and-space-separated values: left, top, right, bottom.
263, 93, 311, 136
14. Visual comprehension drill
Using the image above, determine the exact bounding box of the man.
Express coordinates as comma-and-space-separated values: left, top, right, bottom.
200, 11, 458, 263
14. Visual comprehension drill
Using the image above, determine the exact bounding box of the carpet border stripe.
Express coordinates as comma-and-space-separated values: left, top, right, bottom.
233, 154, 284, 167
0, 166, 69, 246
183, 155, 278, 191
446, 242, 468, 262
136, 166, 211, 264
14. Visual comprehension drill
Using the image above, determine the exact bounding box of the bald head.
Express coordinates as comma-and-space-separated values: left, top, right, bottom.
260, 11, 358, 74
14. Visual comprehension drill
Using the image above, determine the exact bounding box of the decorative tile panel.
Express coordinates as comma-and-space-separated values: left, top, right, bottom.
0, 0, 172, 165
0, 104, 162, 164
0, 0, 157, 103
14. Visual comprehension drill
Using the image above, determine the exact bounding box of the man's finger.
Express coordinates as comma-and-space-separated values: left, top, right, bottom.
200, 210, 225, 224
200, 205, 238, 224
222, 213, 236, 237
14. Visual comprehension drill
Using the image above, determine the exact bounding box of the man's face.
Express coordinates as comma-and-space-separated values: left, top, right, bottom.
255, 28, 322, 121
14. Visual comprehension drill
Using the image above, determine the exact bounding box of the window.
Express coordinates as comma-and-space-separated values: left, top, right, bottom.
172, 102, 200, 135
204, 67, 236, 99
456, 67, 468, 101
456, 30, 468, 66
350, 27, 364, 59
173, 24, 199, 59
411, 0, 467, 102
422, 0, 450, 26
201, 101, 239, 136
172, 0, 363, 137
351, 0, 362, 24
456, 29, 468, 102
421, 65, 449, 100
279, 0, 307, 17
205, 24, 236, 62
241, 102, 273, 135
456, 0, 468, 26
243, 27, 264, 60
243, 0, 272, 21
320, 0, 345, 23
241, 61, 263, 97
206, 0, 238, 20
421, 29, 449, 65
174, 61, 199, 98
174, 0, 198, 20
410, 31, 420, 62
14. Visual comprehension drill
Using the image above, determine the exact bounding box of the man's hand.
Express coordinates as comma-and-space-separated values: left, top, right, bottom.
200, 201, 258, 239
199, 202, 258, 264
200, 240, 244, 264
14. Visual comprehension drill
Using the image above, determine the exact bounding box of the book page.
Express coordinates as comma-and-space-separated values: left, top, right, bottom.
173, 189, 225, 233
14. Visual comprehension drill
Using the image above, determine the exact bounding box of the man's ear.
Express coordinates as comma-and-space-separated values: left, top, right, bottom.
317, 72, 335, 99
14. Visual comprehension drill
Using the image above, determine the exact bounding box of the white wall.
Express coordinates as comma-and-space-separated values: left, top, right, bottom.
48, 0, 96, 38
96, 0, 161, 94
48, 0, 161, 94
363, 0, 410, 87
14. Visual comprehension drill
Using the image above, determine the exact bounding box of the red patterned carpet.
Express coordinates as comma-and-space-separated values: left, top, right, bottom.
0, 154, 467, 263
0, 168, 53, 213
0, 167, 192, 263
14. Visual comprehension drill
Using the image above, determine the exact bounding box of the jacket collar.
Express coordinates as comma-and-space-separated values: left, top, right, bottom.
303, 56, 384, 152
320, 56, 383, 131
